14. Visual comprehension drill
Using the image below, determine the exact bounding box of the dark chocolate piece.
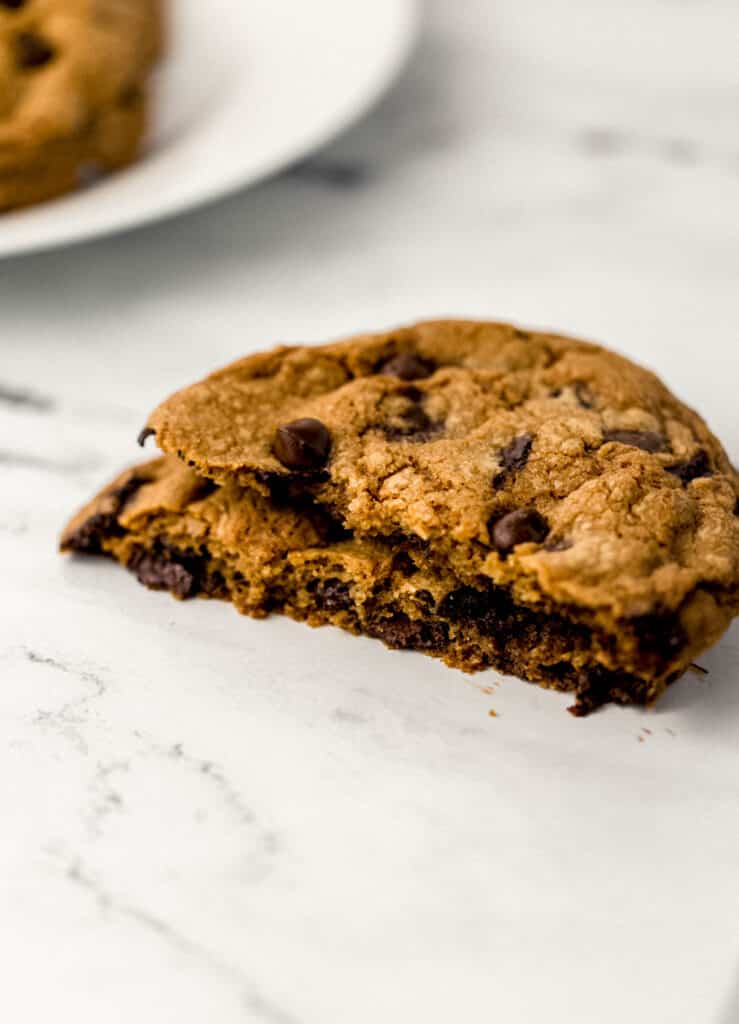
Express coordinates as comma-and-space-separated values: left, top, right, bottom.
273, 418, 331, 470
667, 449, 712, 484
379, 353, 433, 381
128, 549, 198, 599
602, 429, 666, 453
500, 433, 534, 471
370, 614, 449, 652
491, 508, 549, 554
62, 477, 143, 554
493, 433, 534, 487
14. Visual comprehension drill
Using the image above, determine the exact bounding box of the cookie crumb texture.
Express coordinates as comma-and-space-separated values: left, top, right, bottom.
0, 0, 164, 211
61, 320, 739, 714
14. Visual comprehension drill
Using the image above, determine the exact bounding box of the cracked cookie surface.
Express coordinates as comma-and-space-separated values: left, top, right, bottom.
146, 320, 739, 620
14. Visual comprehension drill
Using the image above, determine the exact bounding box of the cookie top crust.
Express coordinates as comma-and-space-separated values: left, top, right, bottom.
145, 319, 739, 619
0, 0, 161, 161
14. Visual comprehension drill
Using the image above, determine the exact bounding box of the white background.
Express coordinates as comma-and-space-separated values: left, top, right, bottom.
1, 1, 738, 1021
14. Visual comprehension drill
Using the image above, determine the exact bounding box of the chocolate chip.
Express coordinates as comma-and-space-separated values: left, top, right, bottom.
667, 449, 712, 484
602, 429, 666, 453
273, 418, 331, 470
378, 352, 433, 381
1, 0, 26, 9
370, 614, 449, 652
16, 31, 55, 68
500, 433, 534, 472
493, 433, 534, 487
137, 427, 155, 448
62, 476, 143, 554
63, 512, 116, 554
490, 508, 549, 555
397, 385, 423, 402
128, 551, 198, 599
438, 586, 491, 622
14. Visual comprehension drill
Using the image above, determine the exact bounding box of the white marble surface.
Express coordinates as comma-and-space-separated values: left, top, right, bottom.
2, 2, 739, 1021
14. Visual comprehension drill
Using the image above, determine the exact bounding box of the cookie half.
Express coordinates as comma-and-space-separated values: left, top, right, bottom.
62, 321, 739, 714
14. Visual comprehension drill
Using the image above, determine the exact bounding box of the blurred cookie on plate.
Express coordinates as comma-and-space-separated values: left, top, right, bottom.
0, 0, 164, 211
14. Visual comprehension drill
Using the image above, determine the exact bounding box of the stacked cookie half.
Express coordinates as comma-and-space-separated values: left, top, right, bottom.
61, 320, 739, 714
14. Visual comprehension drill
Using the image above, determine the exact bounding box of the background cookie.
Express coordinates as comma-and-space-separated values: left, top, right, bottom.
0, 0, 163, 210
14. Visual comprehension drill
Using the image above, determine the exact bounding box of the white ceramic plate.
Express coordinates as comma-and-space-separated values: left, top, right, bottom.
0, 0, 419, 258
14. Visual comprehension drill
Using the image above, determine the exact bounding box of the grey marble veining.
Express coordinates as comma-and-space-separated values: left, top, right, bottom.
1, 2, 739, 1022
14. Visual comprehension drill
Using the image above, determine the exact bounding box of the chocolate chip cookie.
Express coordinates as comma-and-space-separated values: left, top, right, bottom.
62, 320, 739, 714
0, 0, 164, 211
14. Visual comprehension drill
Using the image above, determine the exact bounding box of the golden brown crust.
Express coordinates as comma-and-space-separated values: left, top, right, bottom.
0, 0, 163, 210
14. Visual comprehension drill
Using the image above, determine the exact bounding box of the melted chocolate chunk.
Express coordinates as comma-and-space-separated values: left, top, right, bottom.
63, 477, 143, 554
1, 0, 26, 9
137, 427, 155, 448
438, 584, 592, 662
500, 433, 534, 471
128, 550, 198, 599
667, 449, 713, 484
16, 31, 54, 68
273, 418, 331, 470
310, 577, 353, 613
63, 512, 115, 554
438, 586, 500, 624
370, 614, 449, 652
493, 433, 533, 488
602, 429, 666, 453
490, 508, 549, 555
631, 612, 686, 663
378, 352, 433, 381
